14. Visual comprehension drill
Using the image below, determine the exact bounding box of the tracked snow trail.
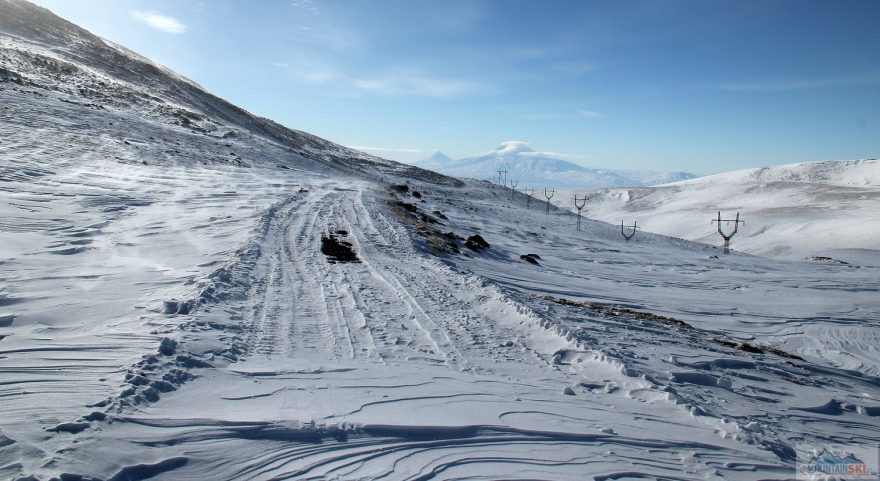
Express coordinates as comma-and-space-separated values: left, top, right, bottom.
239, 182, 528, 372
241, 184, 456, 366
36, 182, 796, 480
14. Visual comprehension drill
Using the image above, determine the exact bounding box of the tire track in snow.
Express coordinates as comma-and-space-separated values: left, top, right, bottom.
346, 191, 465, 367
239, 183, 650, 388
243, 190, 348, 360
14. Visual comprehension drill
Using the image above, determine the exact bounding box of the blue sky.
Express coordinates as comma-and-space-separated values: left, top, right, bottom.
31, 0, 880, 173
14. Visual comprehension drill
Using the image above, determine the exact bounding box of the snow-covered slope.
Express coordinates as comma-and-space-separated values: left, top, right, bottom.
579, 159, 880, 263
415, 141, 696, 188
2, 2, 879, 480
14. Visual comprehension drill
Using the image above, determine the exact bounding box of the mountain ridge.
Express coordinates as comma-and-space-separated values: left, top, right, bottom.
0, 0, 459, 185
416, 141, 696, 188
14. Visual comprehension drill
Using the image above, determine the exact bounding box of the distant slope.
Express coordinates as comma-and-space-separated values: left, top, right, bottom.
0, 0, 457, 185
581, 159, 880, 263
415, 141, 696, 189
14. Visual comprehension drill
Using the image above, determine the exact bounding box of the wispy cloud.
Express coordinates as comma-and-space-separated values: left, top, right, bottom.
521, 150, 589, 161
577, 109, 602, 118
273, 62, 290, 68
302, 70, 338, 84
711, 73, 880, 92
347, 145, 425, 153
130, 10, 187, 34
353, 70, 482, 98
517, 109, 602, 121
296, 24, 362, 52
291, 0, 320, 15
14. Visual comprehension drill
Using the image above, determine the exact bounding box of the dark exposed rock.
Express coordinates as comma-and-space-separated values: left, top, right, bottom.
520, 253, 541, 265
321, 234, 360, 263
398, 202, 418, 213
464, 234, 490, 251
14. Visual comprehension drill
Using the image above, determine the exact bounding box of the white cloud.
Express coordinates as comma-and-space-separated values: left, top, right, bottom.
484, 141, 587, 161
352, 70, 481, 98
577, 109, 602, 118
130, 10, 187, 34
303, 70, 337, 84
291, 0, 319, 15
347, 146, 425, 154
273, 62, 290, 68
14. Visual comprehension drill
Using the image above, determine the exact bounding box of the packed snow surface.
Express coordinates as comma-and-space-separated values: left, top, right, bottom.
575, 159, 880, 263
2, 1, 880, 480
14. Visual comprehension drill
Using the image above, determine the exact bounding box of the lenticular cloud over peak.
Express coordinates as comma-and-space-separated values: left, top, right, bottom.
494, 140, 535, 154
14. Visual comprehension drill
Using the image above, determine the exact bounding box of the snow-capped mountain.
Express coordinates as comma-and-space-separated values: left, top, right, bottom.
580, 159, 880, 263
2, 1, 879, 480
424, 150, 454, 164
415, 141, 696, 188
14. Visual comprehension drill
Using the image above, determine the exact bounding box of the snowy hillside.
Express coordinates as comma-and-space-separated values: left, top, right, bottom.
414, 141, 696, 189
2, 1, 880, 480
578, 159, 880, 263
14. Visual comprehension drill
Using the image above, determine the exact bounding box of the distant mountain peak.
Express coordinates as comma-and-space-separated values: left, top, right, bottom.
417, 141, 697, 189
426, 151, 453, 163
494, 141, 534, 155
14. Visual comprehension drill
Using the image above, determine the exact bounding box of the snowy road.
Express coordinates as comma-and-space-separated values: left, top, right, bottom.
27, 179, 805, 480
2, 151, 879, 479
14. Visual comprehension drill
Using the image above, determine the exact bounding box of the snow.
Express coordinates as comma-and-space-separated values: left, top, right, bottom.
573, 159, 880, 263
2, 2, 880, 480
